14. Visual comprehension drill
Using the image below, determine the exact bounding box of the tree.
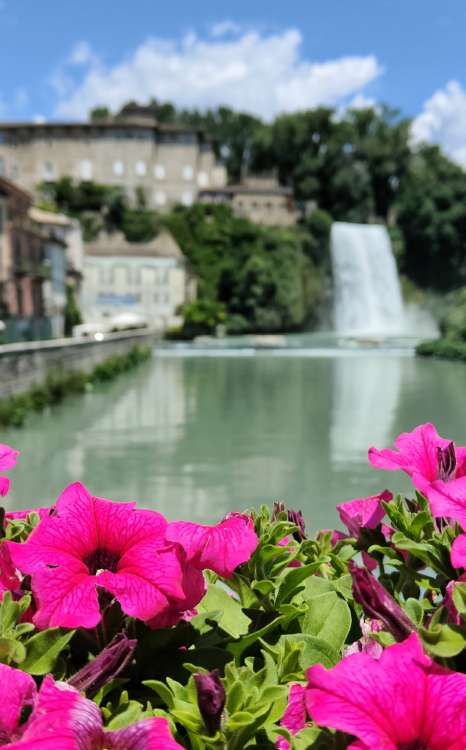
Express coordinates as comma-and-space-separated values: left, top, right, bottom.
396, 145, 466, 290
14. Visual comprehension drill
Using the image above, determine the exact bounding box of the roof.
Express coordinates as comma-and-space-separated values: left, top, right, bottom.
85, 230, 185, 260
0, 176, 32, 204
0, 119, 204, 138
29, 207, 74, 227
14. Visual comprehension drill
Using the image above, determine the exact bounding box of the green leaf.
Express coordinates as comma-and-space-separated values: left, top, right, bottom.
278, 634, 340, 669
301, 592, 351, 651
421, 624, 466, 657
404, 598, 424, 626
21, 628, 75, 675
0, 637, 26, 664
452, 582, 466, 616
227, 681, 246, 713
275, 563, 324, 606
197, 584, 251, 638
143, 680, 175, 710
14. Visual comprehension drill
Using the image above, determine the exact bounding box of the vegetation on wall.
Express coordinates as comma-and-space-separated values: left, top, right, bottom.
163, 204, 324, 336
0, 345, 151, 427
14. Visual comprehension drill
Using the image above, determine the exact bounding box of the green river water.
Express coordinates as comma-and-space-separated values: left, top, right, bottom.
5, 334, 466, 533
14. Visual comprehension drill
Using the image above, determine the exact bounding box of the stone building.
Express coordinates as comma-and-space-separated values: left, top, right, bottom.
0, 177, 49, 339
0, 108, 227, 210
199, 176, 298, 227
29, 208, 84, 338
82, 230, 196, 330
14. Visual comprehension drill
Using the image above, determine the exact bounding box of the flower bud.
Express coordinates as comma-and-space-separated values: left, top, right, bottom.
194, 669, 225, 735
68, 633, 136, 695
348, 561, 415, 641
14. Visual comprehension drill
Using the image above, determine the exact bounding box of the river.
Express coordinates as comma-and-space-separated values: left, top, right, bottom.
4, 334, 466, 533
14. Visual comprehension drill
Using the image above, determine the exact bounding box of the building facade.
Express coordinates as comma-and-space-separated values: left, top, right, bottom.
200, 176, 298, 227
0, 177, 51, 340
0, 111, 227, 210
29, 208, 84, 338
82, 230, 196, 330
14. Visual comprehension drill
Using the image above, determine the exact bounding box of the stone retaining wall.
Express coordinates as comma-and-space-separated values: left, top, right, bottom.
0, 329, 158, 397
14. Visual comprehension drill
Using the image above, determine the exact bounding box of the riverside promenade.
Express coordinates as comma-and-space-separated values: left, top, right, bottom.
0, 328, 158, 397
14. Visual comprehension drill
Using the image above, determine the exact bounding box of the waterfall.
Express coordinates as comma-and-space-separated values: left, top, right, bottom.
330, 222, 404, 335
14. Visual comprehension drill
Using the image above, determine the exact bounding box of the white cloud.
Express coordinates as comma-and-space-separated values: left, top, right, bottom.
412, 81, 466, 168
54, 29, 382, 121
69, 40, 99, 67
209, 20, 242, 38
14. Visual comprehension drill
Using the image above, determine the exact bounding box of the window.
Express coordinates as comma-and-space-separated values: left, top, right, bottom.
80, 160, 93, 180
126, 267, 140, 285
154, 164, 165, 179
42, 161, 55, 180
0, 158, 5, 177
197, 171, 209, 187
181, 191, 193, 207
154, 191, 167, 207
113, 160, 124, 176
135, 160, 146, 177
182, 165, 194, 181
99, 266, 113, 284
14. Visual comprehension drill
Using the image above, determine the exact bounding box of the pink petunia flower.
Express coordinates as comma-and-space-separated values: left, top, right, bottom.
0, 443, 19, 497
0, 542, 21, 598
7, 482, 188, 630
369, 423, 466, 524
166, 512, 259, 578
0, 661, 183, 748
276, 683, 308, 750
306, 632, 466, 749
337, 491, 391, 539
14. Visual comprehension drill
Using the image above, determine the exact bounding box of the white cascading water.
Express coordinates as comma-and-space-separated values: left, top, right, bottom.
331, 222, 405, 334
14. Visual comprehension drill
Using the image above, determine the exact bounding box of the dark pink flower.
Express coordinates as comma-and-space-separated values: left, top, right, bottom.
276, 683, 307, 750
166, 513, 258, 578
0, 443, 19, 497
451, 534, 466, 571
337, 491, 391, 539
7, 483, 187, 629
0, 542, 21, 598
146, 558, 206, 629
0, 662, 183, 749
306, 633, 466, 750
68, 633, 137, 694
369, 423, 466, 522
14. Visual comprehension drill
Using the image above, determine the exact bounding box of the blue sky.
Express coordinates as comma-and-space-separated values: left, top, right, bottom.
2, 0, 466, 163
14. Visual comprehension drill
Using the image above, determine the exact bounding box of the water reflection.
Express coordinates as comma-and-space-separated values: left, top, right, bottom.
331, 355, 402, 465
5, 348, 466, 532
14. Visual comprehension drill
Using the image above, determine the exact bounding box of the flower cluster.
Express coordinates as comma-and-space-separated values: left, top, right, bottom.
1, 422, 466, 749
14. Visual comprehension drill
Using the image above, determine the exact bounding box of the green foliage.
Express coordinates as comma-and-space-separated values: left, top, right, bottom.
396, 145, 466, 290
0, 345, 151, 427
0, 592, 73, 672
163, 204, 324, 336
64, 283, 82, 336
439, 286, 466, 341
416, 338, 466, 362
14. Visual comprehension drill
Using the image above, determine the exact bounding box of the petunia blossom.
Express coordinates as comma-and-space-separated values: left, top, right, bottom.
0, 542, 21, 598
306, 632, 466, 750
337, 490, 391, 539
276, 683, 307, 750
0, 443, 19, 497
369, 423, 466, 523
7, 482, 188, 630
166, 512, 258, 578
0, 661, 183, 749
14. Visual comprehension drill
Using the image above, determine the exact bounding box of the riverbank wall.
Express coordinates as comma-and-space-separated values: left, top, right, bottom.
0, 329, 159, 397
